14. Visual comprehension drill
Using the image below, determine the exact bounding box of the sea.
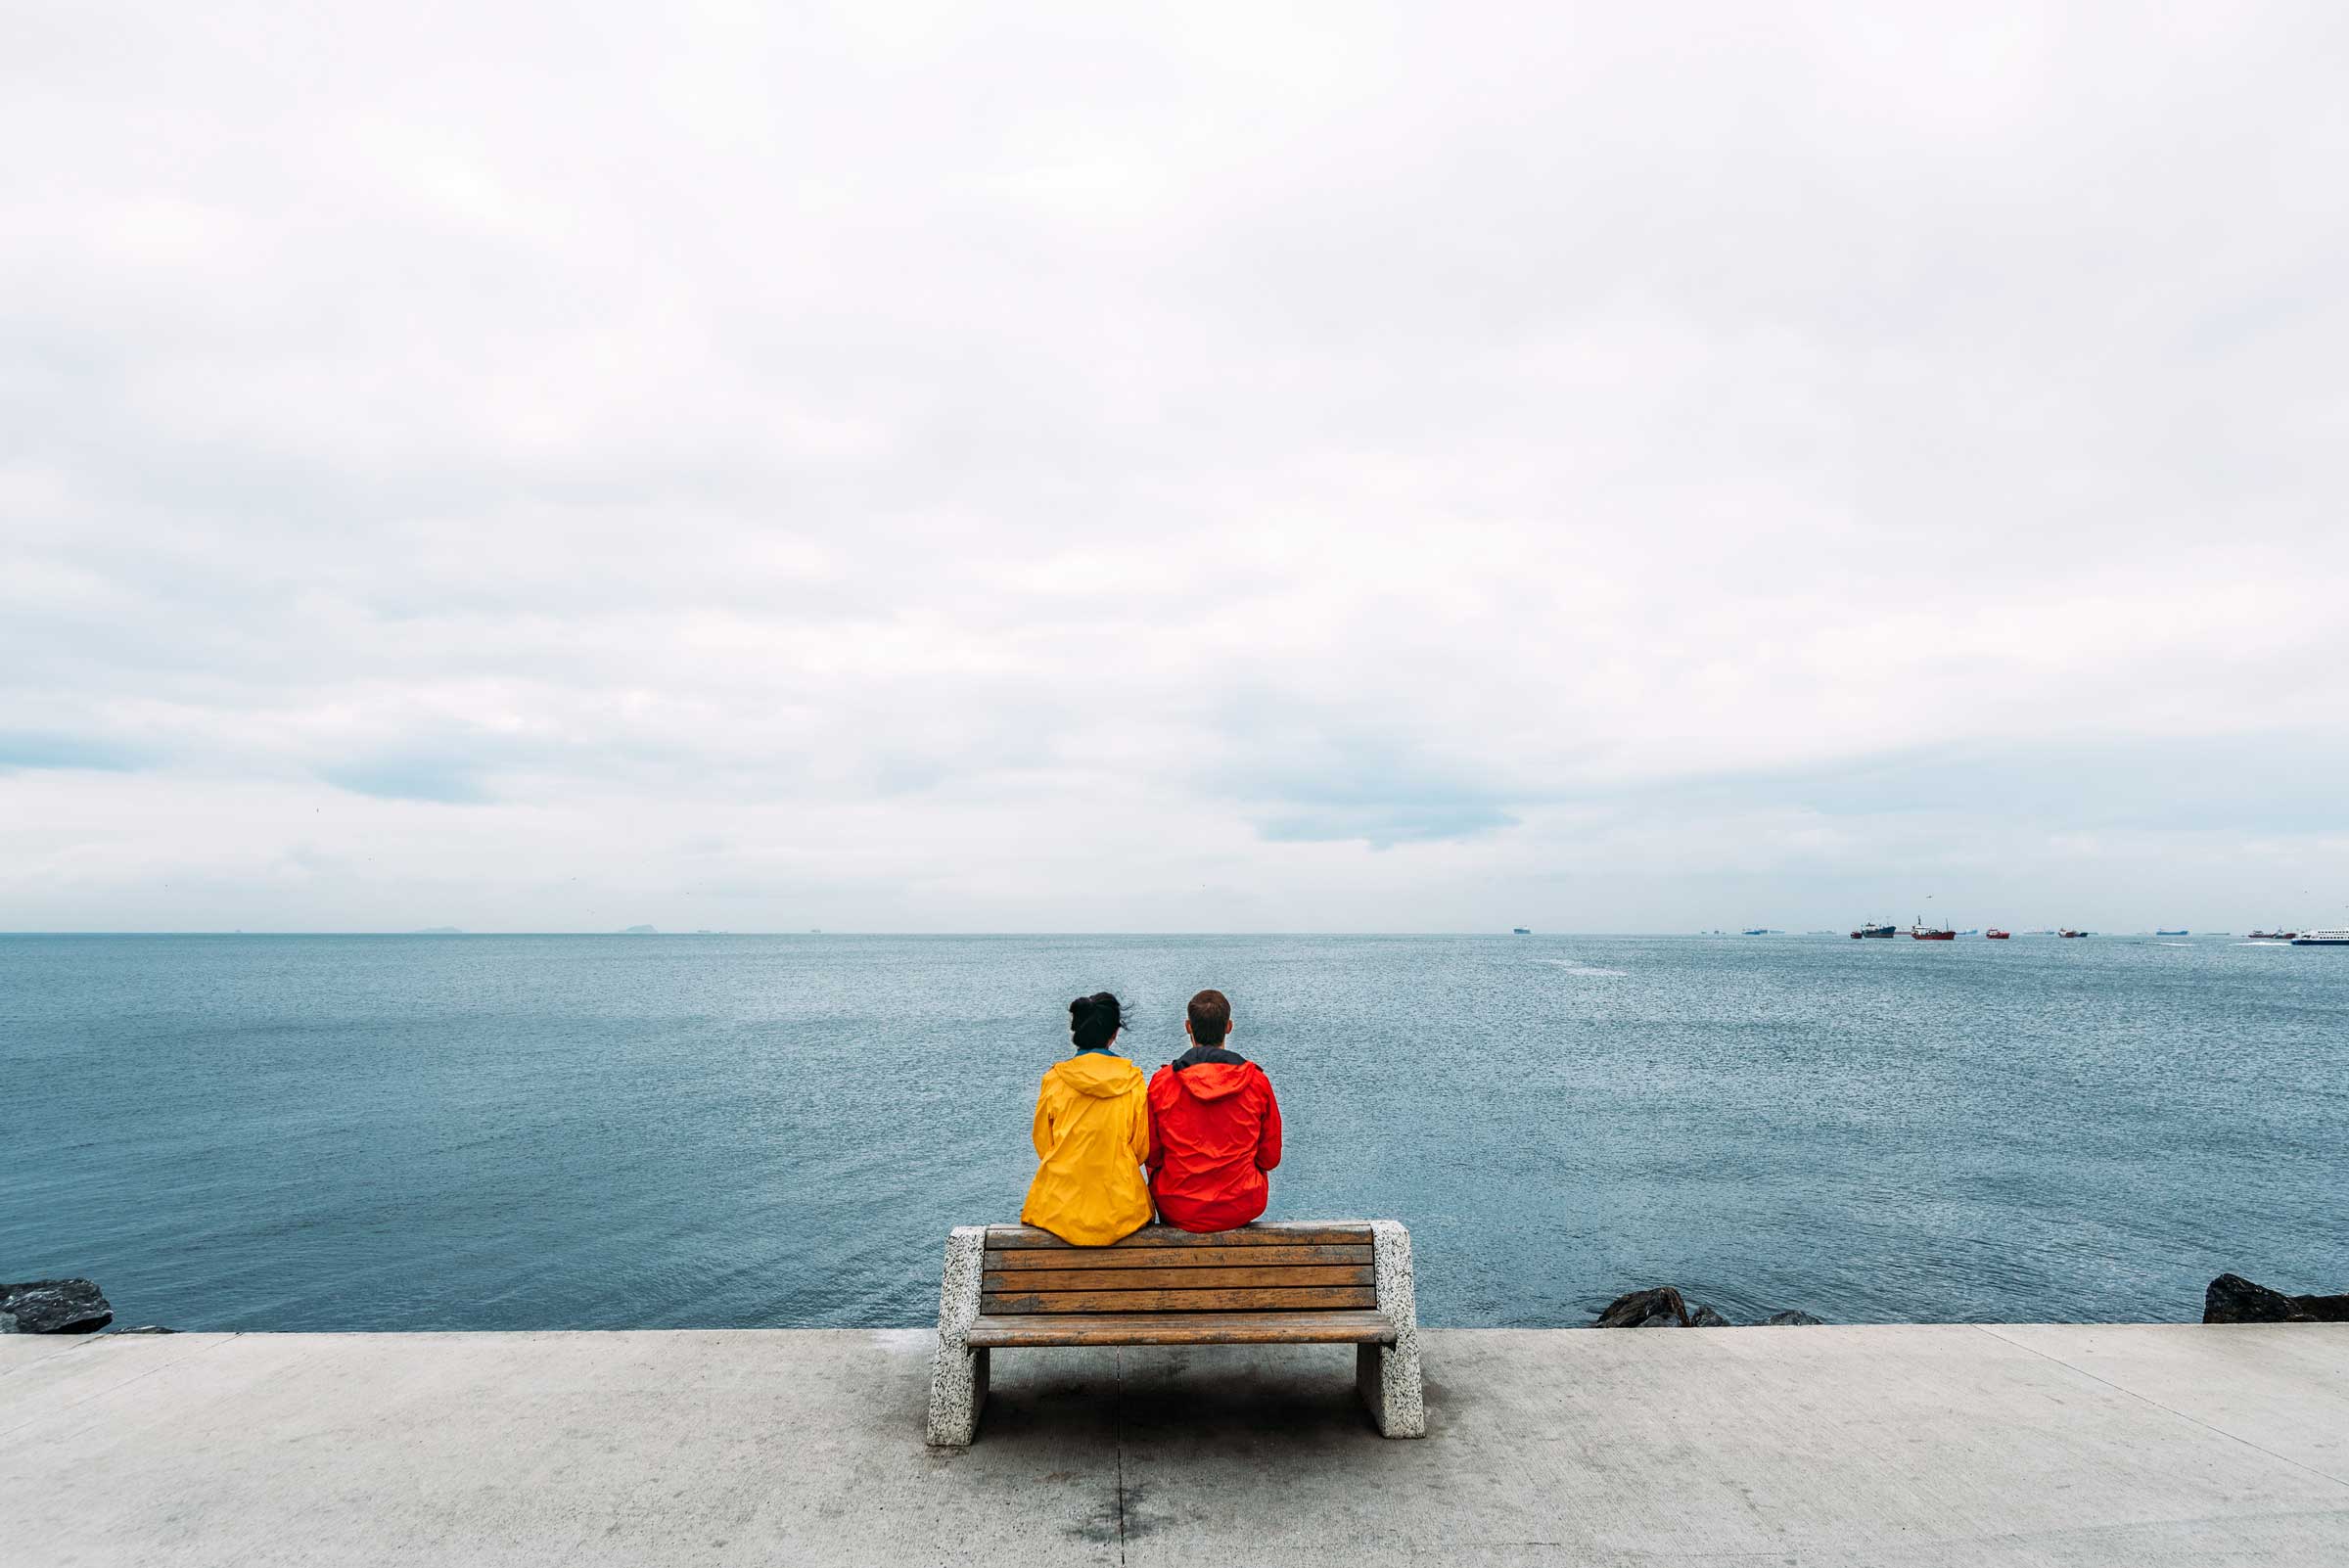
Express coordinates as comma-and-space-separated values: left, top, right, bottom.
4, 933, 2343, 1331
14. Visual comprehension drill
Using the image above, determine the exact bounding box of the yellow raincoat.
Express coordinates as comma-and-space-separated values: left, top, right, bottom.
1020, 1050, 1153, 1245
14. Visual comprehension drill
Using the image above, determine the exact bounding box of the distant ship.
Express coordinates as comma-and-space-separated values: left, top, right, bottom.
1850, 922, 1896, 939
1985, 929, 2011, 940
2155, 929, 2188, 936
2248, 929, 2297, 942
1512, 927, 1531, 935
2058, 929, 2090, 939
1910, 916, 1955, 941
2290, 929, 2349, 945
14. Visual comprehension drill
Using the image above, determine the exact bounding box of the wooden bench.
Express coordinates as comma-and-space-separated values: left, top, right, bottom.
924, 1219, 1424, 1445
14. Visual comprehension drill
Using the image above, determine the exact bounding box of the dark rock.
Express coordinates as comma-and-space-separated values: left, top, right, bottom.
2205, 1273, 2305, 1322
2204, 1273, 2332, 1323
1595, 1286, 1688, 1328
1687, 1304, 1732, 1327
1, 1279, 114, 1335
1763, 1309, 1824, 1326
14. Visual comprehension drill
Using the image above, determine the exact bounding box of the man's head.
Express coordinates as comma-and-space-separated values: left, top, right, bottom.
1184, 988, 1232, 1046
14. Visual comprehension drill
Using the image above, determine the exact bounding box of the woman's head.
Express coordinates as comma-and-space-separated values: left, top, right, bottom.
1068, 992, 1123, 1051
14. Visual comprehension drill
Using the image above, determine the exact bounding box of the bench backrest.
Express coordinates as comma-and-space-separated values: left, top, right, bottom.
982, 1221, 1378, 1315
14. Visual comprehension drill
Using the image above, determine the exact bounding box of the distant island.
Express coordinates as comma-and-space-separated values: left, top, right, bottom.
621, 925, 658, 935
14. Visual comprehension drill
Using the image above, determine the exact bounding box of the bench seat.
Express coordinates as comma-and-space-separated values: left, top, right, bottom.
927, 1219, 1424, 1444
965, 1309, 1398, 1349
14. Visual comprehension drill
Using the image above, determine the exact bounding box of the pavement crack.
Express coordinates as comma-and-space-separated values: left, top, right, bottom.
1114, 1346, 1128, 1565
0, 1341, 98, 1382
0, 1333, 246, 1441
1972, 1325, 2349, 1491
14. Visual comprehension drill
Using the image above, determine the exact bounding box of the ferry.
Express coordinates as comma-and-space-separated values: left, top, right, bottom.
1850, 922, 1896, 939
2290, 929, 2349, 946
1985, 929, 2010, 940
2248, 929, 2297, 942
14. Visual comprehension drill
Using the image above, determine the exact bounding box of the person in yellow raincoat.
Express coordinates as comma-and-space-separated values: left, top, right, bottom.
1020, 992, 1153, 1245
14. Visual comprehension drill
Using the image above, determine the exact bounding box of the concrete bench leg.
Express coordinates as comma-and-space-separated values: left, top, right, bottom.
1358, 1220, 1426, 1437
926, 1225, 990, 1447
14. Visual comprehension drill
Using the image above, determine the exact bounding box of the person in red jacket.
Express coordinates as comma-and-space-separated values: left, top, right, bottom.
1145, 989, 1283, 1232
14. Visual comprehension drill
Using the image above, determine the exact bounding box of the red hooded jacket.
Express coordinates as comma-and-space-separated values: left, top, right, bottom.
1144, 1049, 1282, 1232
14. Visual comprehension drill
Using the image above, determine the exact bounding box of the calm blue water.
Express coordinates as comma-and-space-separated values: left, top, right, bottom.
4, 934, 2343, 1330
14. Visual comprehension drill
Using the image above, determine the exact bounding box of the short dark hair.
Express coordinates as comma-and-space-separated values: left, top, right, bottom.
1069, 992, 1122, 1051
1186, 989, 1230, 1046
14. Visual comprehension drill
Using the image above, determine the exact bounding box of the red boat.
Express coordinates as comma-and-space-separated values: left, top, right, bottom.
1985, 929, 2010, 939
1910, 917, 1956, 941
2058, 929, 2089, 938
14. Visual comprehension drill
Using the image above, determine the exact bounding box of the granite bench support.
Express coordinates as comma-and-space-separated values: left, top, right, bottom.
924, 1226, 991, 1448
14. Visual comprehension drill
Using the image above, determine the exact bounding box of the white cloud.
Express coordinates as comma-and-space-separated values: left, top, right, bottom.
5, 0, 2347, 931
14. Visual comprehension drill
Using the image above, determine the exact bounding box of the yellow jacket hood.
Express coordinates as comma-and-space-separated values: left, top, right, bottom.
1050, 1050, 1144, 1097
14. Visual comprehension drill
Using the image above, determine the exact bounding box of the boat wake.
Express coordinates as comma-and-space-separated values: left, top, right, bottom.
1541, 958, 1629, 977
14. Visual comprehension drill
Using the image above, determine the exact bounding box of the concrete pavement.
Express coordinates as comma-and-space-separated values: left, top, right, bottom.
4, 1324, 2345, 1565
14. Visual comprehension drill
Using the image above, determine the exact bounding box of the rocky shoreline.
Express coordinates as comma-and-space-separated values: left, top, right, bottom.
11, 1271, 2345, 1336
1589, 1271, 2349, 1329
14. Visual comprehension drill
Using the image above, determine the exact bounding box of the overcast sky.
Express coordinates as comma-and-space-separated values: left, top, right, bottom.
5, 1, 2346, 933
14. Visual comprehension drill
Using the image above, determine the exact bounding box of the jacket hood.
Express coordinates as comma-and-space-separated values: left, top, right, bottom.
1169, 1059, 1255, 1102
1052, 1051, 1144, 1098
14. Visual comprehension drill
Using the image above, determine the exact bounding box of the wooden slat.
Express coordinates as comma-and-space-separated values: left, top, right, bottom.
980, 1285, 1380, 1314
987, 1243, 1372, 1272
985, 1222, 1371, 1251
984, 1266, 1372, 1294
967, 1310, 1396, 1349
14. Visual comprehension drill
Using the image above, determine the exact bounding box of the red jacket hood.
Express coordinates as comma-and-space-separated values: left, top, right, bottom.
1168, 1060, 1258, 1102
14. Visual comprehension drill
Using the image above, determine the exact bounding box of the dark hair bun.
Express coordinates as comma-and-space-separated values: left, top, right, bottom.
1069, 992, 1122, 1051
